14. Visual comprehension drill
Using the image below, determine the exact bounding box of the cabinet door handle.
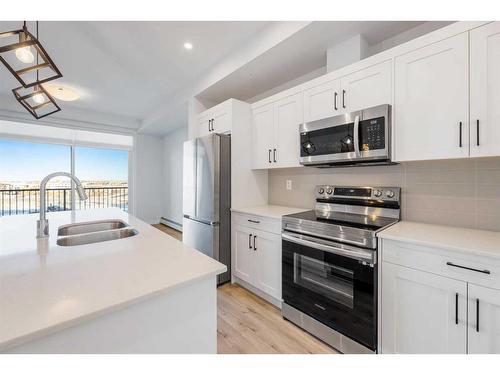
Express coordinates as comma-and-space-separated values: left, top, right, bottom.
211, 119, 215, 131
455, 293, 459, 325
476, 298, 480, 332
476, 119, 480, 146
459, 122, 463, 147
268, 149, 272, 163
334, 92, 338, 110
248, 234, 252, 249
446, 261, 490, 274
208, 119, 211, 132
253, 235, 257, 251
342, 89, 346, 109
248, 219, 260, 224
273, 148, 277, 163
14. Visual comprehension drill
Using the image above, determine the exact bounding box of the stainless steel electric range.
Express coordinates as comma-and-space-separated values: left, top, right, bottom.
281, 185, 401, 354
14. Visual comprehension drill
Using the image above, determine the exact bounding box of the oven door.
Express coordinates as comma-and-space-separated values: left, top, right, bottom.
282, 232, 377, 351
299, 104, 390, 166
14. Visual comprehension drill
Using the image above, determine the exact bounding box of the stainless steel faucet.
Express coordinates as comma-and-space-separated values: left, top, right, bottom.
37, 172, 88, 238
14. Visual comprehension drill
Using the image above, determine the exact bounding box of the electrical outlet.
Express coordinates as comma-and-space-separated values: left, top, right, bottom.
286, 180, 292, 191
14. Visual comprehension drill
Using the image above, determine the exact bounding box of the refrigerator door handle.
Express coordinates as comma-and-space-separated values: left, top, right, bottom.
183, 214, 218, 226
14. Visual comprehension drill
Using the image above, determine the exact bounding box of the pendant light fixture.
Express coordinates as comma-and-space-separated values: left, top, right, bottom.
0, 21, 62, 119
0, 21, 62, 88
12, 84, 61, 119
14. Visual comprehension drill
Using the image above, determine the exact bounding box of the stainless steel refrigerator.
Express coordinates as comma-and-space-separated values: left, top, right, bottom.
182, 133, 231, 285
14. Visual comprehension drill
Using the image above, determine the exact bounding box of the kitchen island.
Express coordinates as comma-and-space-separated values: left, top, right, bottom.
0, 208, 226, 353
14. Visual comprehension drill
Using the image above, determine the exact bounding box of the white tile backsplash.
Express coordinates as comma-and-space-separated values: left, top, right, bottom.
268, 157, 500, 231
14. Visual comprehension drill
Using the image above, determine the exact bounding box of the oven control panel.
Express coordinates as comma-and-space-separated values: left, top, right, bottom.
316, 185, 400, 202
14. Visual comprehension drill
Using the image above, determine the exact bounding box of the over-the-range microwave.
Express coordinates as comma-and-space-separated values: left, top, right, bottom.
299, 104, 393, 167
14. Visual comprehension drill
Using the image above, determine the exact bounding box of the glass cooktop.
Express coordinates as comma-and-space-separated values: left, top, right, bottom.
284, 210, 398, 231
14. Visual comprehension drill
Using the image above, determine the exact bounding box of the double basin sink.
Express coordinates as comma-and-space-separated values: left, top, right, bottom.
56, 219, 138, 246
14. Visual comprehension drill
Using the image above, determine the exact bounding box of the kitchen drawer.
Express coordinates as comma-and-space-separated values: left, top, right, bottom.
232, 212, 282, 235
381, 239, 500, 290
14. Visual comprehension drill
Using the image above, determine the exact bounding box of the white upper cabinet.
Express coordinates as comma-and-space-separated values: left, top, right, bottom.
196, 101, 232, 137
198, 113, 212, 137
303, 78, 341, 122
303, 61, 392, 123
252, 103, 274, 169
394, 33, 470, 162
340, 60, 392, 112
468, 284, 500, 354
381, 262, 467, 354
211, 108, 231, 134
273, 93, 302, 168
252, 93, 302, 169
470, 22, 500, 157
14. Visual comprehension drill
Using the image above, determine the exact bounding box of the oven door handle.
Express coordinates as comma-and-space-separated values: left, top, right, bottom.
353, 114, 361, 158
282, 232, 375, 265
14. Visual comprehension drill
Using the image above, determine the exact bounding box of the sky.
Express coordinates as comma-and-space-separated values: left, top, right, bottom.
0, 139, 128, 182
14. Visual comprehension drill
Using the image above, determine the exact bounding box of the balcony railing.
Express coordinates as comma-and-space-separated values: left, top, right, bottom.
0, 187, 128, 216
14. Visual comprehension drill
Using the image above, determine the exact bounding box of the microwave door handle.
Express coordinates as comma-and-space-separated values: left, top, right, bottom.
353, 115, 361, 158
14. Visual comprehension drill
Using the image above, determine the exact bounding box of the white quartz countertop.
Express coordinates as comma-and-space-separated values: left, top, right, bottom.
231, 205, 309, 219
0, 208, 226, 351
378, 221, 500, 259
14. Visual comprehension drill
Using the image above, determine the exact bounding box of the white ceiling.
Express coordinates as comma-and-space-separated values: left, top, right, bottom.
196, 21, 451, 104
0, 21, 451, 136
0, 21, 271, 125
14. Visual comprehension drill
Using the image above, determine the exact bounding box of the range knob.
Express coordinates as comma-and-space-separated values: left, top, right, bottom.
326, 188, 333, 195
318, 187, 325, 194
373, 189, 383, 197
386, 190, 395, 198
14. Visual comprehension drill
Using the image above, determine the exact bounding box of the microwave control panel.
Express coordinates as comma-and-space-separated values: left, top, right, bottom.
359, 117, 385, 151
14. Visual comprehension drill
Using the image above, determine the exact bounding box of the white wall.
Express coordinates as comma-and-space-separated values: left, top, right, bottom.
134, 134, 165, 224
162, 126, 188, 228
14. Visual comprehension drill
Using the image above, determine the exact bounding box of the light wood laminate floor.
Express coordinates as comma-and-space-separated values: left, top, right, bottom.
217, 283, 337, 354
152, 223, 182, 241
151, 223, 336, 354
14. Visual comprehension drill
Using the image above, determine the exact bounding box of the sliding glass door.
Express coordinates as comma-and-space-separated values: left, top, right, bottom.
74, 146, 129, 211
0, 139, 71, 216
0, 139, 129, 216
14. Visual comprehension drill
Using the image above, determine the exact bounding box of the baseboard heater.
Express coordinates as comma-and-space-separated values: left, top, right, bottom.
159, 217, 183, 232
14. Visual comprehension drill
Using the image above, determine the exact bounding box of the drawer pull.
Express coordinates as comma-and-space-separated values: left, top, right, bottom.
247, 219, 260, 224
446, 262, 490, 275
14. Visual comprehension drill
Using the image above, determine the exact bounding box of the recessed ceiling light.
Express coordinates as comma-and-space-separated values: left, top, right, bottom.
44, 85, 80, 102
183, 42, 193, 50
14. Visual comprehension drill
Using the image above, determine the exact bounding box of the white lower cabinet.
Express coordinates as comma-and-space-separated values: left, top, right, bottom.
253, 230, 282, 299
233, 224, 254, 284
468, 284, 500, 354
381, 262, 467, 354
380, 239, 500, 354
231, 214, 282, 304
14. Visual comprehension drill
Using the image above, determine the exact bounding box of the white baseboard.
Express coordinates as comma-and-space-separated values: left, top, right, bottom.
160, 217, 183, 232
